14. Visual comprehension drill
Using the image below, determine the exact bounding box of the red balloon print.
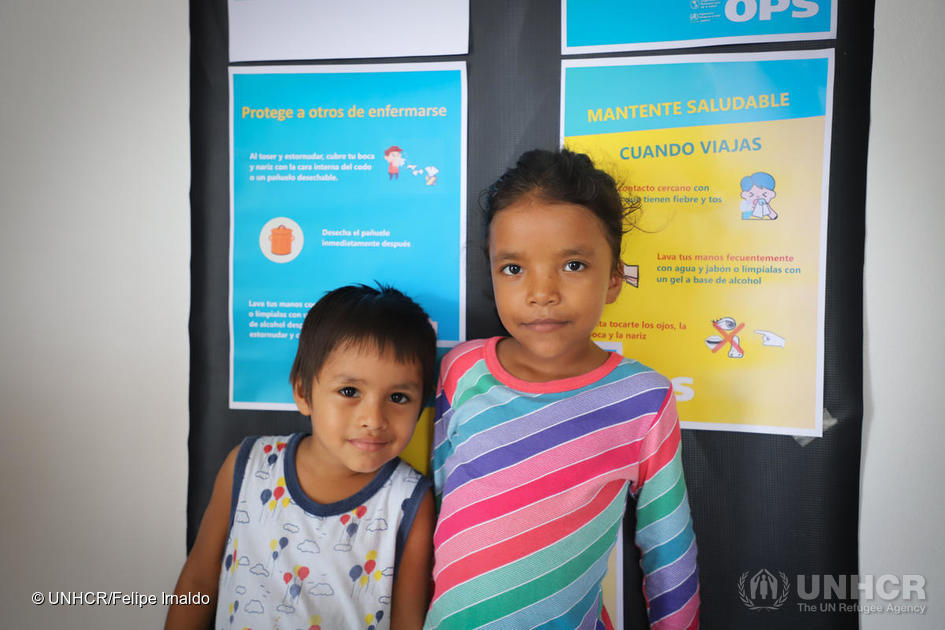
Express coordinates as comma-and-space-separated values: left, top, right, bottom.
297, 566, 310, 580
355, 505, 367, 518
264, 444, 273, 454
364, 559, 376, 574
283, 572, 292, 584
273, 486, 285, 500
340, 514, 350, 525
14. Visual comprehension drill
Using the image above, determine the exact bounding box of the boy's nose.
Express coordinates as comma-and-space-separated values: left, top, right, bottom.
359, 400, 387, 431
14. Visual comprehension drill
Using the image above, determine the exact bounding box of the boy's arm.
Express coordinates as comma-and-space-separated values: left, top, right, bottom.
390, 489, 435, 629
165, 445, 239, 630
634, 389, 700, 630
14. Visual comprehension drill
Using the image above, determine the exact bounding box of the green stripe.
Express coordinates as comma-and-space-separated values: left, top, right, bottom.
637, 471, 686, 530
453, 362, 499, 408
637, 449, 683, 507
432, 488, 625, 620
440, 513, 623, 628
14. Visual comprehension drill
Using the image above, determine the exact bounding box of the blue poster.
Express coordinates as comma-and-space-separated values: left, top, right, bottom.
230, 63, 466, 409
563, 0, 836, 53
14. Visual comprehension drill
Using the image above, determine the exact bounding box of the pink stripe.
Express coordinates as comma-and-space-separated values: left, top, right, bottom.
432, 482, 622, 598
650, 591, 700, 630
436, 417, 654, 538
636, 390, 679, 484
435, 440, 642, 546
440, 339, 487, 402
434, 473, 630, 572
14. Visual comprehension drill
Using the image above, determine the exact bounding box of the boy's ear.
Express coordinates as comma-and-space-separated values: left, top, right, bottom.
606, 267, 623, 304
292, 381, 313, 417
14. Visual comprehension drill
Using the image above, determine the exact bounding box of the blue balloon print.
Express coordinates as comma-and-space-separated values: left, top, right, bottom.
349, 565, 362, 581
260, 488, 272, 504
272, 551, 279, 560
224, 554, 232, 570
368, 626, 375, 630
267, 453, 278, 465
376, 610, 383, 621
289, 583, 301, 599
233, 601, 238, 612
279, 536, 288, 549
347, 522, 358, 537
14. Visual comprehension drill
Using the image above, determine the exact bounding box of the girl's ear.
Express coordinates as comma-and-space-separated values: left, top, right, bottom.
606, 267, 623, 304
292, 381, 313, 416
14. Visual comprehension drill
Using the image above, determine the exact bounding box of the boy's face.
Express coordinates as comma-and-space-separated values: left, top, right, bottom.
293, 342, 423, 476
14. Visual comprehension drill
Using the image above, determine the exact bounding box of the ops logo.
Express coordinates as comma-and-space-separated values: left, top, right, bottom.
724, 0, 821, 22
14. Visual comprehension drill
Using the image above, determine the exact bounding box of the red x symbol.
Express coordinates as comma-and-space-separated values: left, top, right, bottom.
711, 320, 744, 354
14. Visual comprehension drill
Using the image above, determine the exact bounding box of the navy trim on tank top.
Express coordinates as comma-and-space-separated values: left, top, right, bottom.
228, 435, 257, 532
283, 432, 400, 516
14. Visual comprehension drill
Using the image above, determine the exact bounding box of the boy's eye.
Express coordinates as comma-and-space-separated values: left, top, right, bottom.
389, 392, 410, 404
338, 386, 358, 398
500, 264, 522, 276
564, 260, 586, 271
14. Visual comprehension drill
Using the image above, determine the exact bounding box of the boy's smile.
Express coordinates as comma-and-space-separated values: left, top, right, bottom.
293, 342, 423, 495
489, 196, 622, 382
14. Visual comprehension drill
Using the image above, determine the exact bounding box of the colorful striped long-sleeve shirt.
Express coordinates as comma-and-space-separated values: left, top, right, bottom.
425, 337, 699, 629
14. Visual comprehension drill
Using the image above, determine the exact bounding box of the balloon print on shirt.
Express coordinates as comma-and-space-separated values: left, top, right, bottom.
259, 474, 290, 520
335, 504, 368, 551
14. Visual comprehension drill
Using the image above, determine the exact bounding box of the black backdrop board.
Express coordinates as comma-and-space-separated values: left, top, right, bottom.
189, 2, 873, 627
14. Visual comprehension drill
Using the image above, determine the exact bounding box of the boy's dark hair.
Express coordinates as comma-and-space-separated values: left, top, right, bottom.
482, 148, 635, 267
289, 284, 437, 405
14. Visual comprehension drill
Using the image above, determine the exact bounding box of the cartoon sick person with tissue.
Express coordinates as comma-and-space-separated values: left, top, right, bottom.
739, 171, 778, 220
384, 145, 405, 180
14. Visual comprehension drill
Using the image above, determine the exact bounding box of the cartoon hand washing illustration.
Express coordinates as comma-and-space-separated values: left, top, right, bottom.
739, 172, 778, 220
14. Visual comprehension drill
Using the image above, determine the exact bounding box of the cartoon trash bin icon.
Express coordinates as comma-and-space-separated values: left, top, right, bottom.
269, 224, 294, 256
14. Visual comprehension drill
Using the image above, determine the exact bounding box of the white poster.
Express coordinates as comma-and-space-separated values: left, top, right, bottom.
229, 0, 469, 62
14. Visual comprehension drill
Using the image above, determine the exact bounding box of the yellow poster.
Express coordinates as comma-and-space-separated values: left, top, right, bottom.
562, 51, 833, 435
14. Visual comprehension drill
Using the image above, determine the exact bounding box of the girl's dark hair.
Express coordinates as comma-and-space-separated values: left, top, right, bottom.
482, 148, 634, 266
289, 284, 437, 405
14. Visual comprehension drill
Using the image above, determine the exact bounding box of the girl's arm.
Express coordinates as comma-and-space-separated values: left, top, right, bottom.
390, 488, 435, 629
165, 445, 238, 630
634, 388, 700, 630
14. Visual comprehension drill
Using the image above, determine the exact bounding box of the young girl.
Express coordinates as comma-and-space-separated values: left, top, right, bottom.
426, 150, 700, 629
167, 285, 436, 630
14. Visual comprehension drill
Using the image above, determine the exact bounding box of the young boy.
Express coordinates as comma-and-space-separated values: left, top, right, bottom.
166, 285, 436, 629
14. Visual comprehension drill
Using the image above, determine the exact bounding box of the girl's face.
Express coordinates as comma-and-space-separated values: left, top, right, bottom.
488, 196, 622, 380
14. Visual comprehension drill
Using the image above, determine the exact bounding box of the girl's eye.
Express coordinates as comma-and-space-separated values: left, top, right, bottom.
339, 386, 358, 398
389, 392, 410, 404
564, 260, 586, 271
500, 264, 522, 276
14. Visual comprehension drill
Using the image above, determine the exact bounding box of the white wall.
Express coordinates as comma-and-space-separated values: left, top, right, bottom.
860, 0, 945, 627
1, 0, 941, 628
0, 1, 190, 627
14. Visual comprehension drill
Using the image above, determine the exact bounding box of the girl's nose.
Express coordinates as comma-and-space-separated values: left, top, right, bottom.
527, 271, 560, 306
